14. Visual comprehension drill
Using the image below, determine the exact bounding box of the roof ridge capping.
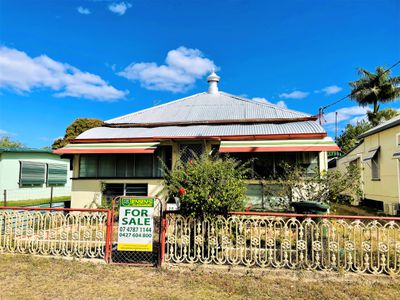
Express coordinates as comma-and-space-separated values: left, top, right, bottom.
358, 114, 400, 139
219, 91, 311, 117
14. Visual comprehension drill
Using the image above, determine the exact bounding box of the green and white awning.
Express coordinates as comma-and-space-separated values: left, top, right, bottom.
54, 142, 160, 154
219, 137, 340, 153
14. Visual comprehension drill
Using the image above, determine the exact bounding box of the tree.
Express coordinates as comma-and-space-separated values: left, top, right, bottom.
0, 136, 25, 148
52, 118, 103, 150
270, 163, 362, 205
337, 120, 372, 154
374, 107, 399, 125
337, 108, 398, 154
349, 66, 400, 126
163, 153, 250, 218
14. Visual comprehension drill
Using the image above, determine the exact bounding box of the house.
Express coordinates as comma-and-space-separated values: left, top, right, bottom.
334, 115, 400, 215
54, 72, 339, 209
0, 147, 72, 203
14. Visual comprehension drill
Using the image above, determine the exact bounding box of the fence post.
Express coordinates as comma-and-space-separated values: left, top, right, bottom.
160, 212, 167, 266
50, 186, 53, 208
3, 189, 6, 207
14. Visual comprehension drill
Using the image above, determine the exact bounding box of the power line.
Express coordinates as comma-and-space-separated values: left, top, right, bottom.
318, 59, 400, 124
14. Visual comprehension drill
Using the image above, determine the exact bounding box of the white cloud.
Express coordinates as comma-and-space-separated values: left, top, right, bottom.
118, 46, 216, 92
108, 2, 132, 15
0, 46, 127, 101
252, 97, 287, 108
279, 90, 309, 99
324, 106, 369, 125
315, 85, 343, 96
77, 6, 91, 15
0, 129, 9, 137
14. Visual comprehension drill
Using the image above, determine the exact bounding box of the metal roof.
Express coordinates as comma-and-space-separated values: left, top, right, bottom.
0, 147, 54, 154
105, 91, 311, 125
76, 121, 325, 140
358, 114, 400, 139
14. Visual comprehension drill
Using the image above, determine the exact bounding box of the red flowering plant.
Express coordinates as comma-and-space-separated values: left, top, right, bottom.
162, 152, 250, 218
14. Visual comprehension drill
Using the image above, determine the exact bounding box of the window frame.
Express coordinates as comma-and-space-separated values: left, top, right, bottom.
19, 161, 46, 187
46, 163, 68, 187
78, 147, 171, 179
371, 151, 380, 180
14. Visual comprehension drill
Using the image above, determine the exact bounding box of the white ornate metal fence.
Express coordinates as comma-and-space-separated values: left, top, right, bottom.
0, 207, 110, 260
164, 213, 400, 275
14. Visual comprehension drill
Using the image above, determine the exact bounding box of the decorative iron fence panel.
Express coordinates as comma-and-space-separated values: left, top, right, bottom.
165, 213, 400, 275
0, 207, 109, 260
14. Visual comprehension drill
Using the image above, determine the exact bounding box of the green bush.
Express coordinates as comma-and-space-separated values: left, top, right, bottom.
265, 163, 362, 204
163, 153, 250, 218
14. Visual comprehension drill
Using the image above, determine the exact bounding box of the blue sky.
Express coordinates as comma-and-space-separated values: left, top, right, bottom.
0, 0, 399, 148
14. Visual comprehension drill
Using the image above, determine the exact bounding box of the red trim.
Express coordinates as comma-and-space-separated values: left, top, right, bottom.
228, 211, 400, 221
105, 209, 112, 263
53, 148, 155, 154
160, 214, 167, 265
219, 145, 340, 153
70, 133, 327, 144
0, 206, 109, 213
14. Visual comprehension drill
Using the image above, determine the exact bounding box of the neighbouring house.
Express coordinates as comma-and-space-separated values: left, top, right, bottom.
54, 72, 339, 209
0, 147, 72, 203
334, 115, 400, 215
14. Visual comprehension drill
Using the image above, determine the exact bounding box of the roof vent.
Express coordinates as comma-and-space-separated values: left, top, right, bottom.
207, 70, 220, 94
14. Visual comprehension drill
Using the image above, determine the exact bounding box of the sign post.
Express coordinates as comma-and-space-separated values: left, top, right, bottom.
117, 197, 154, 252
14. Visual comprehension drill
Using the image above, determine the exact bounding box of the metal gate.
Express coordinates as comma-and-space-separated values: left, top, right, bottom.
108, 196, 162, 266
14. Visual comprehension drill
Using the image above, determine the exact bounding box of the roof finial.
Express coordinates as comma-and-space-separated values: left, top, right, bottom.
207, 69, 220, 94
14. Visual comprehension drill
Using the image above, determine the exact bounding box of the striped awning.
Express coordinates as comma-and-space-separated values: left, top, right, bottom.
219, 137, 340, 153
393, 151, 400, 159
53, 142, 160, 154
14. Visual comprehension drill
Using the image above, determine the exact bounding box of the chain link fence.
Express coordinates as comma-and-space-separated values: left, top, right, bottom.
108, 197, 163, 266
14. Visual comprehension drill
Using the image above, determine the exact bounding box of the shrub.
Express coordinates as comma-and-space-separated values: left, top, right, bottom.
163, 153, 250, 218
267, 163, 362, 204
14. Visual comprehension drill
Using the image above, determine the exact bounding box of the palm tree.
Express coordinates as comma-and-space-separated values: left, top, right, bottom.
349, 66, 400, 126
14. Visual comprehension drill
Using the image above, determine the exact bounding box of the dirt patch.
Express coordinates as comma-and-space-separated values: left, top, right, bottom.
0, 255, 399, 300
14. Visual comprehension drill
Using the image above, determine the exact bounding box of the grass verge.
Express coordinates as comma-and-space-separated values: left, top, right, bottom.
0, 255, 399, 300
1, 196, 70, 207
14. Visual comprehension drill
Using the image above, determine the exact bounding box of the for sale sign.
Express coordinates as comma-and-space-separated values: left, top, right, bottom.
117, 197, 154, 251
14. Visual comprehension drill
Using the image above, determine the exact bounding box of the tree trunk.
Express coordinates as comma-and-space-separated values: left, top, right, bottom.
371, 99, 379, 126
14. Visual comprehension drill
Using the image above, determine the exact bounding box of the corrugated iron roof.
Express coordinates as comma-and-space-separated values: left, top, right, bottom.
0, 147, 54, 154
76, 121, 325, 140
358, 114, 400, 139
105, 92, 311, 125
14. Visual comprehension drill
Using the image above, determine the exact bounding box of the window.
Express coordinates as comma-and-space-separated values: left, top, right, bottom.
79, 155, 97, 177
363, 146, 380, 180
179, 143, 204, 162
225, 152, 319, 179
371, 152, 380, 180
19, 161, 46, 186
102, 183, 148, 206
126, 184, 148, 196
79, 146, 171, 178
47, 163, 68, 186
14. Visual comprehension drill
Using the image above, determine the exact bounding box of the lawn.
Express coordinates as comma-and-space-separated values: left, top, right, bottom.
0, 196, 70, 207
0, 255, 399, 299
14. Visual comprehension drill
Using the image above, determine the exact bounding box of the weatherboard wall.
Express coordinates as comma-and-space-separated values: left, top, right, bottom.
336, 124, 400, 215
0, 151, 72, 201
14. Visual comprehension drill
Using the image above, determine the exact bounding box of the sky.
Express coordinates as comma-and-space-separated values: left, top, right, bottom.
0, 0, 399, 148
